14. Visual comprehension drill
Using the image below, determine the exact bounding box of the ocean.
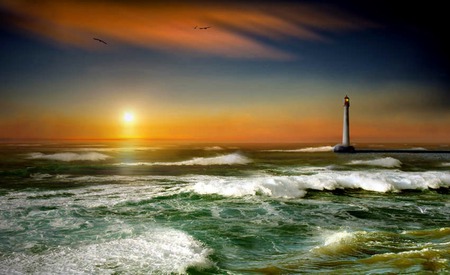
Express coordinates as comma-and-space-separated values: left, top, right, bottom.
0, 141, 449, 274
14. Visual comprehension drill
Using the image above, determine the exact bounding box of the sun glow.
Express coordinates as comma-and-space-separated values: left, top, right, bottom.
123, 112, 134, 123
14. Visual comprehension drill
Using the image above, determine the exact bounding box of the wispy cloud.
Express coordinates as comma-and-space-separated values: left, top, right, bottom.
1, 0, 372, 59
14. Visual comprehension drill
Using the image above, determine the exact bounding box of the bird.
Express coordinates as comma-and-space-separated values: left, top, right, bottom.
93, 38, 107, 45
194, 26, 211, 30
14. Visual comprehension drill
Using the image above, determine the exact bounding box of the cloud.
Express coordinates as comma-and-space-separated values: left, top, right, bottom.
0, 0, 372, 60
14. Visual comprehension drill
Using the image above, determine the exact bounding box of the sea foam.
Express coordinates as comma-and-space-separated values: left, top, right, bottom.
74, 146, 161, 152
26, 152, 110, 161
189, 171, 450, 198
264, 146, 333, 153
116, 152, 251, 166
348, 157, 402, 168
203, 146, 225, 151
0, 228, 213, 274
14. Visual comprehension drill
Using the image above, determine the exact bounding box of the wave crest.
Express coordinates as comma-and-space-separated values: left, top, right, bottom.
264, 146, 333, 153
348, 157, 402, 168
0, 228, 213, 274
190, 171, 450, 198
26, 152, 110, 162
117, 152, 251, 166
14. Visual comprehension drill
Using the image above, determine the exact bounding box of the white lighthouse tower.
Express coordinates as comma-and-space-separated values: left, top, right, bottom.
334, 95, 355, 153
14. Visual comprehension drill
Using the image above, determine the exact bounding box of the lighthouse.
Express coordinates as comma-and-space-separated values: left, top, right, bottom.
334, 95, 355, 153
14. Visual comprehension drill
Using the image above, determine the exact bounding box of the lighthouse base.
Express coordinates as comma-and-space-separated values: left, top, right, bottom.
333, 144, 355, 153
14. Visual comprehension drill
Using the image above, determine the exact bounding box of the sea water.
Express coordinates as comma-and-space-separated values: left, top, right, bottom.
0, 141, 449, 274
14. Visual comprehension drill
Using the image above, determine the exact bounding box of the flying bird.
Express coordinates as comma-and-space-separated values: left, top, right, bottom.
93, 38, 107, 45
194, 26, 211, 30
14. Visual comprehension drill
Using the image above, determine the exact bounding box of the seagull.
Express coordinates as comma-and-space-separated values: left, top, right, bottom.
93, 38, 107, 45
194, 26, 211, 30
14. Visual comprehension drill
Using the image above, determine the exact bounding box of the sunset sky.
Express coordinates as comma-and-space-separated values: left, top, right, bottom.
1, 0, 449, 143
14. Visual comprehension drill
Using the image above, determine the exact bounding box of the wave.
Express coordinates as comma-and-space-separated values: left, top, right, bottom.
409, 147, 427, 151
24, 171, 450, 199
441, 162, 450, 167
0, 228, 213, 274
263, 146, 333, 153
348, 157, 402, 168
73, 147, 161, 152
190, 171, 450, 198
26, 152, 110, 161
116, 152, 251, 166
203, 146, 224, 151
310, 228, 449, 272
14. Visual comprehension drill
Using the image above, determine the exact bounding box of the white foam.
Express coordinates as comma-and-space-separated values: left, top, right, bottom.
348, 157, 402, 168
26, 152, 110, 161
116, 152, 251, 166
191, 176, 307, 198
189, 171, 450, 198
263, 146, 333, 153
409, 147, 427, 151
0, 228, 213, 274
30, 173, 53, 180
441, 162, 450, 167
73, 147, 161, 152
18, 171, 450, 201
323, 230, 356, 246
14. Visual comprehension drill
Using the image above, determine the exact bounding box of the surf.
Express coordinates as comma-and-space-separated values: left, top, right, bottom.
115, 152, 251, 166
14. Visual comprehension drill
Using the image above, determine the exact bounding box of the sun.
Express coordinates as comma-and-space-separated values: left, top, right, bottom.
123, 112, 134, 123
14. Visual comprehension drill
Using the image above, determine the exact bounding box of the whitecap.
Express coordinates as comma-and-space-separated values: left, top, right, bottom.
188, 171, 450, 198
26, 152, 110, 161
0, 228, 213, 274
73, 147, 161, 152
409, 147, 427, 151
116, 152, 251, 166
322, 230, 356, 246
191, 176, 307, 198
263, 146, 333, 153
348, 157, 402, 168
30, 173, 53, 179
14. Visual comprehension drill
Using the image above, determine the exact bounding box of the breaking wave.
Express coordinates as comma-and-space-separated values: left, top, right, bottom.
310, 228, 450, 273
26, 152, 111, 161
0, 228, 213, 274
190, 171, 450, 198
116, 152, 251, 166
348, 157, 402, 168
409, 147, 427, 151
73, 147, 161, 152
263, 146, 333, 153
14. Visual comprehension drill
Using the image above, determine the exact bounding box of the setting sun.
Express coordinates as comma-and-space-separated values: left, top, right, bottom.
123, 112, 134, 123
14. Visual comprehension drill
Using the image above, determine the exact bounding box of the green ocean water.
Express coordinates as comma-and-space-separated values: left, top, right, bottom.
0, 141, 449, 274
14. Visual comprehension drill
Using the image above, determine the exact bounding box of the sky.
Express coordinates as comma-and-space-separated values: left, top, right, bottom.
0, 0, 449, 143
